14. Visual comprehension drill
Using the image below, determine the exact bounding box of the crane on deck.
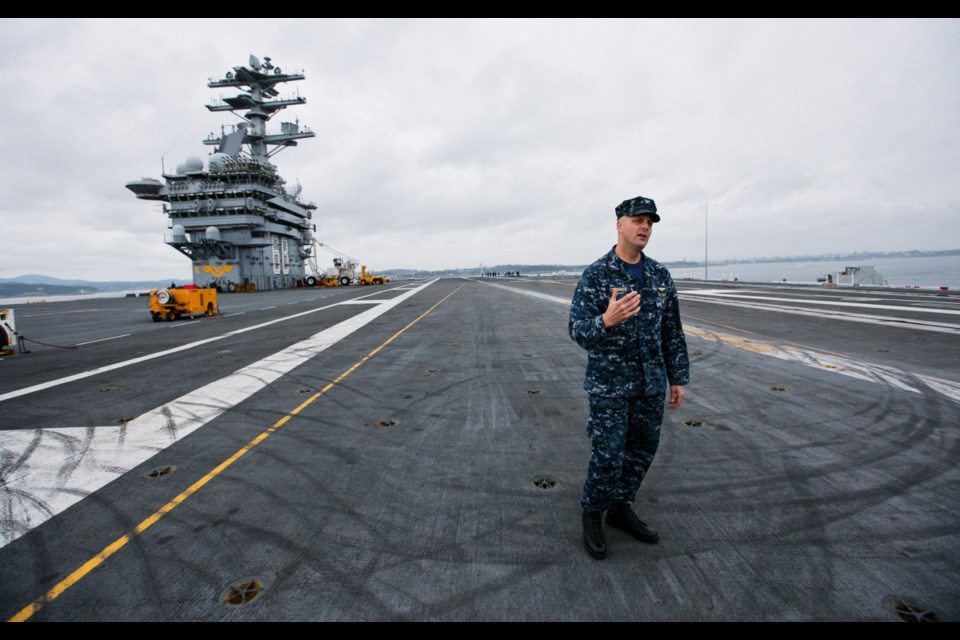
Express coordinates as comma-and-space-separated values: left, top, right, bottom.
306, 243, 388, 287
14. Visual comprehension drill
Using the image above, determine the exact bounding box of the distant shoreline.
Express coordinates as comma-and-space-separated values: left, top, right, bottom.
2, 249, 957, 289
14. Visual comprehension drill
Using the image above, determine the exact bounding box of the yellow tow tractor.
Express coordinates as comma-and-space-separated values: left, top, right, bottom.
358, 265, 388, 286
149, 286, 220, 322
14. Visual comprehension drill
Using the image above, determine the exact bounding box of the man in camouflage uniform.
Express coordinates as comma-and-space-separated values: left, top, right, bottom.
568, 195, 689, 559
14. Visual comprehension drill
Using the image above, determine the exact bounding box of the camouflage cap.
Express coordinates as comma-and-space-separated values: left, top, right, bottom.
615, 196, 660, 222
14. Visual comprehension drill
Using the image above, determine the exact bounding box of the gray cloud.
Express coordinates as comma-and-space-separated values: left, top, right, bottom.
1, 18, 957, 280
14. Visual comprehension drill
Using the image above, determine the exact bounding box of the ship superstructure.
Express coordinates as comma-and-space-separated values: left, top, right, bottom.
127, 55, 316, 291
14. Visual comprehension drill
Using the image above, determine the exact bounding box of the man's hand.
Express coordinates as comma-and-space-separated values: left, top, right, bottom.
668, 385, 685, 409
602, 289, 641, 329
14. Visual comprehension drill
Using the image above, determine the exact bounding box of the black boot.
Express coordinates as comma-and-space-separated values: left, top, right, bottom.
606, 504, 659, 544
582, 509, 607, 559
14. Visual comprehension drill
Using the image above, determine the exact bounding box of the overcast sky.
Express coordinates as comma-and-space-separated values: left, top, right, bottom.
1, 18, 957, 281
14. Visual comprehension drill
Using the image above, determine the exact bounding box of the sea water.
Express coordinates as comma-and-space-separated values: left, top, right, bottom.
668, 254, 959, 289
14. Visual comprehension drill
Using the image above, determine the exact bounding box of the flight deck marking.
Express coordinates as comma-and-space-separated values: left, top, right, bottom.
0, 286, 402, 403
680, 294, 960, 335
7, 281, 464, 623
681, 290, 960, 316
76, 334, 131, 346
0, 280, 438, 551
477, 280, 572, 305
683, 317, 960, 403
912, 374, 960, 404
482, 280, 960, 405
684, 325, 923, 394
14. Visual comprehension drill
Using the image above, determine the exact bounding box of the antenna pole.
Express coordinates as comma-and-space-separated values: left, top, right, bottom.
704, 202, 709, 281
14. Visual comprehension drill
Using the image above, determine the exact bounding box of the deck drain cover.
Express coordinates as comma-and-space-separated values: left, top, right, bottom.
146, 465, 176, 479
769, 386, 788, 392
297, 388, 312, 394
220, 577, 266, 607
683, 420, 705, 427
527, 389, 541, 395
530, 475, 558, 490
375, 419, 397, 428
523, 353, 534, 357
883, 596, 940, 622
878, 348, 890, 353
426, 368, 439, 373
98, 384, 119, 392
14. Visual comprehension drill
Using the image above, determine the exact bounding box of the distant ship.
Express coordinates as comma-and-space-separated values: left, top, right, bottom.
126, 55, 317, 291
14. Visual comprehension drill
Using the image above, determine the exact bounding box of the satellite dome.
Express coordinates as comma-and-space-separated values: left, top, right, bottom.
175, 163, 187, 174
171, 224, 186, 240
184, 156, 204, 172
205, 226, 221, 242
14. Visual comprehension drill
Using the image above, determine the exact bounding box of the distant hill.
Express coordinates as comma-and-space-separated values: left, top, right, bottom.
0, 282, 101, 297
0, 275, 183, 297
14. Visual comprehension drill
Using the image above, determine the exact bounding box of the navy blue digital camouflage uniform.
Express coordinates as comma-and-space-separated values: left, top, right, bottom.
569, 247, 690, 513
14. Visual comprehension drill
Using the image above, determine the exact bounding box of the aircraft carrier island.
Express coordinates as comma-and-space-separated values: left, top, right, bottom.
0, 278, 957, 621
125, 55, 317, 292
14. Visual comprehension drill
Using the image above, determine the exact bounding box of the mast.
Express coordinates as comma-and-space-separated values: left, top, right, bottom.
204, 55, 314, 161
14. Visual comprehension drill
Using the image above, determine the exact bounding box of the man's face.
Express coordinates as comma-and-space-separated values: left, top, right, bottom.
617, 214, 655, 251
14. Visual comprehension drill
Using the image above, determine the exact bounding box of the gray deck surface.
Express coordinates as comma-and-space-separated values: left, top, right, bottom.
1, 278, 957, 621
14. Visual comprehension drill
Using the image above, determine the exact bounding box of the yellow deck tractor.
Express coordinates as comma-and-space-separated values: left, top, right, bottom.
358, 265, 388, 286
149, 287, 220, 322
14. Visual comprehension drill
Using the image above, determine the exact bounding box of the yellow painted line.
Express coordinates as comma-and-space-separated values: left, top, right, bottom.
8, 284, 465, 622
684, 325, 782, 355
685, 315, 960, 401
684, 313, 863, 361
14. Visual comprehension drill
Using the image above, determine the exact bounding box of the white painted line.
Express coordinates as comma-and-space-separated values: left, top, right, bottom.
0, 279, 438, 548
19, 309, 109, 319
342, 300, 385, 305
680, 288, 755, 296
484, 279, 960, 405
260, 306, 277, 310
1, 289, 419, 404
683, 324, 960, 404
916, 374, 960, 403
76, 334, 131, 346
682, 295, 960, 334
478, 280, 572, 306
682, 290, 960, 316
